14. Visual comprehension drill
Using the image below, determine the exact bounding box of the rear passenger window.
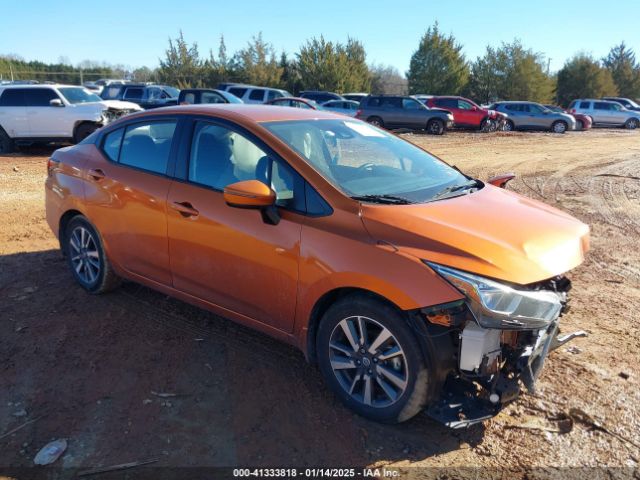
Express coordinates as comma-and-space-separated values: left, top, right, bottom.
0, 89, 27, 106
594, 102, 609, 110
102, 128, 124, 161
124, 88, 144, 100
249, 89, 265, 101
118, 121, 177, 174
229, 87, 247, 98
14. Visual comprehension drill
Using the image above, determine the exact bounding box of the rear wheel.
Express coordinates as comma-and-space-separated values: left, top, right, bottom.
316, 294, 430, 423
0, 129, 13, 154
576, 120, 584, 130
64, 216, 120, 293
503, 119, 515, 132
426, 118, 445, 135
367, 116, 384, 128
551, 120, 568, 134
73, 122, 99, 144
625, 118, 639, 130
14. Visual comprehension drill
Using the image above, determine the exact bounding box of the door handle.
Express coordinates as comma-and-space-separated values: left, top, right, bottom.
171, 201, 199, 217
88, 168, 105, 180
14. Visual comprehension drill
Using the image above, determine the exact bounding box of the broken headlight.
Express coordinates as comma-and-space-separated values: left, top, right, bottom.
425, 262, 562, 330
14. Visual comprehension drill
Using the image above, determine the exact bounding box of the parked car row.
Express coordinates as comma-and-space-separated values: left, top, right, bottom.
2, 78, 639, 153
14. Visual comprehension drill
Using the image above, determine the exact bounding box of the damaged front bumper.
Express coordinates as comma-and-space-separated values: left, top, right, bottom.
421, 275, 585, 428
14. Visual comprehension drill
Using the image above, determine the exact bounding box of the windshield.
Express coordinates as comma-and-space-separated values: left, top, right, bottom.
220, 90, 243, 103
164, 86, 180, 98
262, 119, 470, 202
58, 87, 103, 104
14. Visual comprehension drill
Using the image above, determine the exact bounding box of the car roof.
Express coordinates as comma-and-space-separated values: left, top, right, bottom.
0, 83, 79, 89
117, 104, 344, 123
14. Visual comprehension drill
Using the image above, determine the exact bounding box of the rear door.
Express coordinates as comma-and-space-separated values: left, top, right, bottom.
166, 118, 303, 332
401, 97, 427, 128
24, 88, 71, 137
380, 97, 404, 127
84, 117, 181, 285
0, 88, 29, 137
593, 102, 613, 124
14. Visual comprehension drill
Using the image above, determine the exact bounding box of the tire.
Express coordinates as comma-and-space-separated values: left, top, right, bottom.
551, 120, 568, 134
625, 118, 639, 130
316, 294, 430, 423
73, 122, 98, 144
426, 118, 445, 135
367, 116, 384, 128
0, 128, 13, 154
64, 216, 120, 294
503, 120, 515, 132
576, 120, 584, 131
480, 118, 491, 132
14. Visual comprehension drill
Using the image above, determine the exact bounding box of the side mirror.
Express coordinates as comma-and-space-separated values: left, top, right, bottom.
50, 99, 64, 107
471, 106, 478, 111
487, 173, 516, 189
223, 180, 280, 225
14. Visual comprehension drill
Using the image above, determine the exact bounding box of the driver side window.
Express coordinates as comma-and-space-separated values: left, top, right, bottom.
188, 121, 304, 210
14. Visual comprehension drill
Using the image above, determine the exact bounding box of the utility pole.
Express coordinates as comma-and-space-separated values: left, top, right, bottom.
79, 68, 83, 85
10, 64, 14, 81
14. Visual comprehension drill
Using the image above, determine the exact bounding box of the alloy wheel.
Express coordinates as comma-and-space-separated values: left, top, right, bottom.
553, 122, 567, 133
328, 316, 408, 408
69, 226, 101, 285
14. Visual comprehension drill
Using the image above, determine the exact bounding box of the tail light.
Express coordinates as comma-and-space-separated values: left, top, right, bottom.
355, 109, 363, 117
569, 109, 576, 114
47, 157, 59, 175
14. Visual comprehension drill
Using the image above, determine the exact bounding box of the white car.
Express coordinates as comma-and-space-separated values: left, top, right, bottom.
222, 84, 291, 104
0, 84, 142, 153
568, 99, 640, 129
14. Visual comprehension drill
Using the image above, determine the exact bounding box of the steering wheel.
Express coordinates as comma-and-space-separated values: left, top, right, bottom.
357, 162, 376, 172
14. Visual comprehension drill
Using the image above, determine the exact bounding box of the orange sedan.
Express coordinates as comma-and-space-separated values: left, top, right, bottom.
45, 105, 589, 427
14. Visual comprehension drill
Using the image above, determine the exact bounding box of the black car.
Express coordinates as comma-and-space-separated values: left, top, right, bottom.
602, 97, 640, 112
299, 91, 344, 104
356, 95, 454, 134
175, 88, 243, 105
100, 83, 179, 109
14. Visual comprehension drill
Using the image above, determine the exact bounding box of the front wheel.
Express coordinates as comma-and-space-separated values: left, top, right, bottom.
551, 121, 568, 134
426, 118, 445, 135
367, 116, 384, 128
503, 119, 515, 132
316, 294, 430, 423
64, 216, 120, 293
625, 118, 639, 130
73, 122, 99, 144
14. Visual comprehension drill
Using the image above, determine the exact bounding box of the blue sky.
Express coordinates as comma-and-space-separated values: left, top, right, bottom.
2, 0, 639, 74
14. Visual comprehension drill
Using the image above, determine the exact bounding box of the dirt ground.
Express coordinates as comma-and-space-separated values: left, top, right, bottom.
1, 128, 639, 478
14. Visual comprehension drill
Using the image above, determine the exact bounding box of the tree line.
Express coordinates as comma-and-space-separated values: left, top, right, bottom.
2, 24, 639, 106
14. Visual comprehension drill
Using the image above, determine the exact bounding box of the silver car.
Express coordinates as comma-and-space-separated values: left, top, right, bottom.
321, 99, 360, 117
490, 101, 576, 133
568, 99, 640, 129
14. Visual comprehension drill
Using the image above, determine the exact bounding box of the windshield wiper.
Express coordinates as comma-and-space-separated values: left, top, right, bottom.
430, 179, 482, 201
350, 194, 414, 205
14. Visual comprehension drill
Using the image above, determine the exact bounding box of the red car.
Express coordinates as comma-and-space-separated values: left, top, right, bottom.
426, 96, 502, 130
545, 105, 592, 130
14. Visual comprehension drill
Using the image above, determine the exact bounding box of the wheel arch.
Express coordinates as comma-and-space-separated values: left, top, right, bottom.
58, 209, 84, 254
305, 287, 401, 364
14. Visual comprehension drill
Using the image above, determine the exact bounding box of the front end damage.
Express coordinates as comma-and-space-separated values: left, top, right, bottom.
415, 268, 584, 428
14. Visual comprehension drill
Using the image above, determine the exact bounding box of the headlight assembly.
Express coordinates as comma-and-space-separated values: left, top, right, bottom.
425, 262, 562, 330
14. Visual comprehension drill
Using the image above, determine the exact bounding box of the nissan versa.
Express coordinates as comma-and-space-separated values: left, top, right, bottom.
45, 105, 589, 427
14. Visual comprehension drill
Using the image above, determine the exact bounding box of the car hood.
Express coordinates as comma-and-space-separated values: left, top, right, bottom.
98, 100, 143, 111
360, 185, 589, 285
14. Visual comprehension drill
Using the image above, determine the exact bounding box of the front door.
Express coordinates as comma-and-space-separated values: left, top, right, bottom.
167, 119, 302, 332
25, 88, 70, 137
83, 119, 179, 285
